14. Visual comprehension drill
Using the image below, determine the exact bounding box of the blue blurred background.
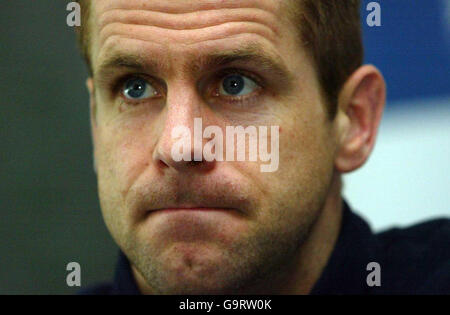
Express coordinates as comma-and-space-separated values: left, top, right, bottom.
0, 0, 448, 293
362, 0, 449, 101
343, 1, 450, 230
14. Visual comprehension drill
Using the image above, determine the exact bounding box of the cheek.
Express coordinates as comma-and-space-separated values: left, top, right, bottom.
95, 121, 158, 245
280, 107, 328, 167
96, 120, 156, 199
256, 100, 335, 213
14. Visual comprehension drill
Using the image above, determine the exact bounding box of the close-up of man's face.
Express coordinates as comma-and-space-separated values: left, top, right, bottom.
84, 0, 384, 294
4, 0, 450, 298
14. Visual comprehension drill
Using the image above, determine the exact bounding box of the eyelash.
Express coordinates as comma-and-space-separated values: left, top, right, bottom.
111, 69, 265, 106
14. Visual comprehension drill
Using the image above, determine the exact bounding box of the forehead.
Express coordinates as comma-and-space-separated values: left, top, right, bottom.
92, 0, 285, 33
89, 0, 295, 71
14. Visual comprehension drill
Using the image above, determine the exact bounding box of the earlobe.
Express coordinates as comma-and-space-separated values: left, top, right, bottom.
334, 65, 386, 173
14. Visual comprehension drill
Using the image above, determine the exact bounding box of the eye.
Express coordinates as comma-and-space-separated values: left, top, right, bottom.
122, 77, 158, 100
219, 74, 259, 97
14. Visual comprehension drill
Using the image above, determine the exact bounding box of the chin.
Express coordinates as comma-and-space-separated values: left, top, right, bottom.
138, 242, 247, 294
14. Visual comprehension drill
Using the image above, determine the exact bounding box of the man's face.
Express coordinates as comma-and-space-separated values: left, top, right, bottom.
89, 0, 338, 294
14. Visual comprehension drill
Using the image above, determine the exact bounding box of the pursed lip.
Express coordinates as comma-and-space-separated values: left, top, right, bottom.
148, 206, 237, 213
133, 188, 252, 218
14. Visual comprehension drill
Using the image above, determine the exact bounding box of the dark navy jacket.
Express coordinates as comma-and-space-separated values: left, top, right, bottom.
79, 201, 450, 294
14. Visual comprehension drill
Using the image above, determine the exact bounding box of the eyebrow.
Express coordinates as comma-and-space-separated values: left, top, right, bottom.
95, 54, 164, 81
95, 43, 295, 88
188, 45, 293, 81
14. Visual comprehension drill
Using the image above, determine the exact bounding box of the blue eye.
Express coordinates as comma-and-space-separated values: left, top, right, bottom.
219, 74, 259, 96
123, 77, 157, 100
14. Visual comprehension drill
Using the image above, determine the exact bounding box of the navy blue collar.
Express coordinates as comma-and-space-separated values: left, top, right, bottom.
310, 200, 382, 294
111, 251, 141, 295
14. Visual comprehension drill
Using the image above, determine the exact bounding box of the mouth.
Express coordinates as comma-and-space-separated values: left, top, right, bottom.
140, 204, 250, 243
149, 207, 238, 214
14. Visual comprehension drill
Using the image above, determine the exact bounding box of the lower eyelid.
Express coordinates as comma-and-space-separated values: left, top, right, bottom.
217, 88, 263, 106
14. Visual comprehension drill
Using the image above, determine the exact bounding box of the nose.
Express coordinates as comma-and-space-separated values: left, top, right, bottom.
153, 83, 216, 173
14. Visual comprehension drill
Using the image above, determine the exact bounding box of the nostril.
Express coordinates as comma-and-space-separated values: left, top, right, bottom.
157, 159, 169, 169
188, 160, 202, 167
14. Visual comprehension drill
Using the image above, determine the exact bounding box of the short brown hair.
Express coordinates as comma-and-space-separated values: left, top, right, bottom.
75, 0, 363, 117
289, 1, 363, 116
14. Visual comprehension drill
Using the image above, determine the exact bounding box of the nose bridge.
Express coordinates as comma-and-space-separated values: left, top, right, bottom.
153, 79, 213, 171
162, 79, 201, 147
167, 85, 200, 132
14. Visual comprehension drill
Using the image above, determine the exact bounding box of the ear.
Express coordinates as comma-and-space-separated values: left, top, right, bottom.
334, 65, 386, 173
86, 78, 98, 174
